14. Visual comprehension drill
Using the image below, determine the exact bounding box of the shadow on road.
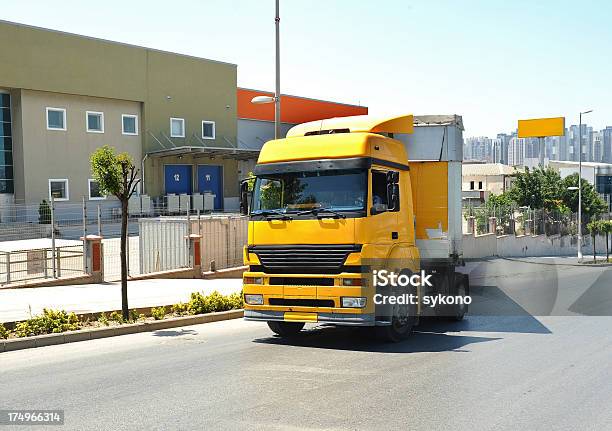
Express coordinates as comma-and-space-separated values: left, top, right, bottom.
152, 328, 198, 337
569, 269, 612, 316
253, 315, 551, 353
252, 318, 499, 353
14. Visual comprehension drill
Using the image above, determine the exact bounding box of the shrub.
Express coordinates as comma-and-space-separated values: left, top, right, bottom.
98, 312, 109, 326
227, 291, 244, 309
187, 290, 243, 315
0, 323, 10, 339
151, 306, 167, 320
14, 309, 80, 338
172, 302, 189, 316
38, 200, 51, 224
109, 311, 123, 324
128, 309, 140, 323
187, 291, 212, 315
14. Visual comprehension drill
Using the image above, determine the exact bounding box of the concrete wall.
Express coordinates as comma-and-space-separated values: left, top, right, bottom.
463, 232, 611, 259
15, 89, 141, 203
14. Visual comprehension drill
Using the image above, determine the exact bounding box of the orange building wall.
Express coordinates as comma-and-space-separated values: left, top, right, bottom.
237, 88, 368, 124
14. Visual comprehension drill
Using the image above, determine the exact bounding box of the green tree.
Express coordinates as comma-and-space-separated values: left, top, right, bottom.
602, 220, 612, 262
587, 220, 603, 262
508, 167, 565, 211
90, 146, 140, 321
561, 173, 607, 219
471, 192, 515, 234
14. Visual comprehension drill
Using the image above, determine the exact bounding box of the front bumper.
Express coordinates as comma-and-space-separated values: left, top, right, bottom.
244, 309, 376, 326
242, 269, 376, 326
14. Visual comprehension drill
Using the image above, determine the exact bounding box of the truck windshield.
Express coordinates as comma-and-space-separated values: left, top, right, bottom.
252, 169, 367, 214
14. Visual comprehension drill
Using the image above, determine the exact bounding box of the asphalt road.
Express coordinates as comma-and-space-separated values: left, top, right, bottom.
3, 258, 612, 431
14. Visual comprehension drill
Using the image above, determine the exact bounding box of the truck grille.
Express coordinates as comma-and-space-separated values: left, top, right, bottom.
269, 277, 334, 286
250, 244, 361, 274
268, 298, 335, 308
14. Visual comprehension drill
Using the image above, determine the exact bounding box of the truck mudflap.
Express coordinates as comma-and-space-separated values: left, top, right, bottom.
244, 310, 376, 326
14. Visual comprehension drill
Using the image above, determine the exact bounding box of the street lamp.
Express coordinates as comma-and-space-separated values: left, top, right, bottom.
251, 0, 281, 140
577, 109, 593, 260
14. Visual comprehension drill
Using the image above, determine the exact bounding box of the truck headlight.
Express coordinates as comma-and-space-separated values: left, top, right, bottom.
244, 294, 264, 305
341, 297, 367, 308
342, 278, 363, 286
244, 277, 263, 284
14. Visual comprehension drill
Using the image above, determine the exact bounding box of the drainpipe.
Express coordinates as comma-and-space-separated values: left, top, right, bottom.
141, 154, 148, 195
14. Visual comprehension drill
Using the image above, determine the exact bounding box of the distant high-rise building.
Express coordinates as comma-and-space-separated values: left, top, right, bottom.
602, 126, 612, 163
593, 131, 603, 163
496, 133, 512, 165
568, 124, 594, 162
508, 137, 525, 166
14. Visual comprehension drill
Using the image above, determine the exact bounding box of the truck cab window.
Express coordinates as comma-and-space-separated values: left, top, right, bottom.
372, 171, 389, 211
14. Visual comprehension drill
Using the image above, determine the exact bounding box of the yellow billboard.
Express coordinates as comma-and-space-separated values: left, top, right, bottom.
518, 117, 565, 138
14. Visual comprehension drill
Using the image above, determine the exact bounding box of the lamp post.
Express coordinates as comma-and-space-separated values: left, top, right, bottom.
577, 109, 593, 260
251, 0, 281, 139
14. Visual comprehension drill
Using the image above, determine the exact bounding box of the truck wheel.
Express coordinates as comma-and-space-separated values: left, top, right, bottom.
377, 304, 415, 342
450, 275, 469, 321
267, 321, 305, 337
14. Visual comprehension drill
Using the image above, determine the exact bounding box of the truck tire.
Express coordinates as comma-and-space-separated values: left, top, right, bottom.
450, 274, 469, 321
267, 321, 305, 337
377, 269, 418, 342
377, 310, 415, 342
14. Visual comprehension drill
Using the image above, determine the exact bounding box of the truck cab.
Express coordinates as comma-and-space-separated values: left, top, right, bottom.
241, 114, 468, 341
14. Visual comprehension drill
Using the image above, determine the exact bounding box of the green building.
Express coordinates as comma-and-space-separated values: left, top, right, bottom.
0, 19, 242, 214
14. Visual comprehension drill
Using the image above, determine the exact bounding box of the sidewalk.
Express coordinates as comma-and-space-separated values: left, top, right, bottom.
0, 278, 243, 323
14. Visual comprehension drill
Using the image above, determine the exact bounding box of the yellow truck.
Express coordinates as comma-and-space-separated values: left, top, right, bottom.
240, 114, 469, 341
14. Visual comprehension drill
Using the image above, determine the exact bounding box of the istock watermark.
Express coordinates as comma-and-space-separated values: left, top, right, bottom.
373, 269, 433, 287
371, 269, 472, 308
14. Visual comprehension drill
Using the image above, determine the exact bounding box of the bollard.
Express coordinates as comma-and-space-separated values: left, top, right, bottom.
489, 217, 497, 235
81, 235, 104, 282
184, 233, 202, 276
467, 216, 476, 235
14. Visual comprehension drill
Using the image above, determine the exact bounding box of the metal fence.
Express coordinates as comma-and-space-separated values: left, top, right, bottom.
0, 242, 84, 285
0, 198, 247, 284
462, 205, 611, 237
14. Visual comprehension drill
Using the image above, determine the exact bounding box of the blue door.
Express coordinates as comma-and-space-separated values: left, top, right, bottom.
197, 165, 223, 209
164, 165, 192, 194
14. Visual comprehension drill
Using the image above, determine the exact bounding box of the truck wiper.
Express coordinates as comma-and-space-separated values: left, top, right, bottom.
253, 210, 293, 220
297, 207, 346, 219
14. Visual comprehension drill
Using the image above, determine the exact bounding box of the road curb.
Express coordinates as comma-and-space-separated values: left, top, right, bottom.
1, 309, 244, 353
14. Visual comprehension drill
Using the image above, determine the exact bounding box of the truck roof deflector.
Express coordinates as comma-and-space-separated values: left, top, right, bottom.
286, 114, 414, 138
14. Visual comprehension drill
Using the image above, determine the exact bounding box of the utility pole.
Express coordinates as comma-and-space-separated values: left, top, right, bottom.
274, 0, 281, 139
578, 110, 593, 260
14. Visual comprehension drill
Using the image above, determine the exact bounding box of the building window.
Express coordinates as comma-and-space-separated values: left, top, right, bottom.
478, 181, 483, 190
46, 107, 66, 131
170, 118, 185, 138
86, 111, 104, 133
470, 181, 475, 190
202, 121, 215, 139
88, 179, 105, 200
0, 92, 14, 194
122, 114, 138, 135
49, 179, 69, 201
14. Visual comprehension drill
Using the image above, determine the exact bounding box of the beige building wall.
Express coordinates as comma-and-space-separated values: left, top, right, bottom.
15, 89, 141, 203
462, 174, 505, 195
0, 20, 237, 206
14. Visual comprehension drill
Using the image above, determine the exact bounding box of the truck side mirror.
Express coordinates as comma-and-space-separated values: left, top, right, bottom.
387, 183, 399, 211
386, 172, 400, 211
240, 180, 249, 215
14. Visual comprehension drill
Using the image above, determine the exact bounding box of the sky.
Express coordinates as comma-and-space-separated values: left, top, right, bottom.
2, 0, 611, 137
